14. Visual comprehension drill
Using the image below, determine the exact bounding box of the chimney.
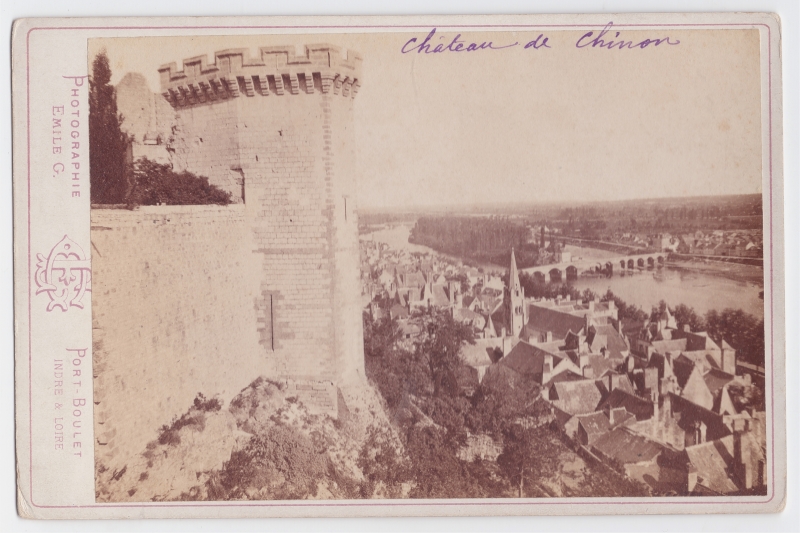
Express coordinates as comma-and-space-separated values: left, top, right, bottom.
501, 327, 506, 337
579, 352, 589, 371
607, 373, 622, 392
721, 344, 736, 375
687, 465, 698, 493
608, 299, 615, 311
542, 354, 553, 384
698, 421, 707, 444
582, 365, 594, 379
734, 430, 754, 489
683, 324, 691, 333
646, 345, 655, 362
589, 301, 595, 312
663, 393, 672, 420
626, 355, 635, 373
644, 367, 659, 396
584, 314, 590, 334
652, 395, 660, 437
502, 336, 513, 356
545, 331, 553, 343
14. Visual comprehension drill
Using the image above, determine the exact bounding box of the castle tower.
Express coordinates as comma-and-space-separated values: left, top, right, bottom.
507, 248, 524, 337
158, 45, 365, 384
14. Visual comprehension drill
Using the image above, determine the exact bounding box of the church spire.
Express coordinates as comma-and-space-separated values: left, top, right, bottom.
508, 248, 524, 337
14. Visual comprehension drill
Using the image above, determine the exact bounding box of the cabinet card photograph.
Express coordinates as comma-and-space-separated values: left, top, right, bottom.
11, 13, 785, 518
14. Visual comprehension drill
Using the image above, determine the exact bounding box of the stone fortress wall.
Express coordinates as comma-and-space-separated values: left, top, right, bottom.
92, 44, 365, 472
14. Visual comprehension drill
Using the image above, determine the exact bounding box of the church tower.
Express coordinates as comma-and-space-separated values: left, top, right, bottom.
507, 248, 525, 337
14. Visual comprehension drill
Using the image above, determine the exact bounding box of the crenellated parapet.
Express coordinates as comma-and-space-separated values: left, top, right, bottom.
158, 44, 362, 107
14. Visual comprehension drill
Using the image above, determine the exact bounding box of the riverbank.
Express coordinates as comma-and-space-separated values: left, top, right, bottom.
667, 259, 764, 287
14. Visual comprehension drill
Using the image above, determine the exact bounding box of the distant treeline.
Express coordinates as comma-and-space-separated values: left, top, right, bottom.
409, 217, 539, 267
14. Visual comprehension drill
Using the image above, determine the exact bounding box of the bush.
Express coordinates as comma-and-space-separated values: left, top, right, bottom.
193, 393, 223, 412
216, 425, 329, 500
156, 393, 219, 446
127, 158, 232, 206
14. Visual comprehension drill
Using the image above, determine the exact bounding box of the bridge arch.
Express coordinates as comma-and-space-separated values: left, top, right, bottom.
647, 256, 655, 267
566, 265, 578, 281
637, 258, 645, 268
549, 268, 563, 283
657, 255, 665, 265
605, 262, 614, 275
620, 259, 626, 269
627, 259, 635, 269
533, 271, 546, 283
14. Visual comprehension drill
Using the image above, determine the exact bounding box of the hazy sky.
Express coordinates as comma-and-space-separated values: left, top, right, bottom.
90, 27, 762, 209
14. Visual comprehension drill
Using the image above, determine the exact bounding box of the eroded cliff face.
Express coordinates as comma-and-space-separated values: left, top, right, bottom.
95, 378, 402, 502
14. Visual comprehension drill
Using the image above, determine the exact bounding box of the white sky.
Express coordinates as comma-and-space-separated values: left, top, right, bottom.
90, 28, 762, 210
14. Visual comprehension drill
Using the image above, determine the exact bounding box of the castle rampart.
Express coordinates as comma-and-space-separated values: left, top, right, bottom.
93, 44, 365, 473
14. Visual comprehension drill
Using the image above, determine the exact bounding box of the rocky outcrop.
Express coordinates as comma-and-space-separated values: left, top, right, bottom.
95, 377, 401, 502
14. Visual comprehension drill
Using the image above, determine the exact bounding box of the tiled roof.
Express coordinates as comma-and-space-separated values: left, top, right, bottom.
672, 354, 696, 389
669, 393, 732, 443
551, 379, 607, 416
499, 341, 560, 376
578, 412, 611, 437
390, 303, 409, 319
650, 338, 688, 354
598, 389, 654, 421
543, 370, 585, 387
460, 337, 514, 368
591, 324, 629, 358
592, 428, 664, 464
685, 438, 741, 494
430, 284, 451, 307
703, 368, 736, 396
586, 354, 625, 381
526, 304, 588, 340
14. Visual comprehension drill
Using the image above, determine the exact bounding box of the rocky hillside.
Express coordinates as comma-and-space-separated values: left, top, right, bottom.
96, 377, 402, 502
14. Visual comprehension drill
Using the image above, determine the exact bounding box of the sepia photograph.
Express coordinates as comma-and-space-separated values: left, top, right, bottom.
83, 26, 773, 504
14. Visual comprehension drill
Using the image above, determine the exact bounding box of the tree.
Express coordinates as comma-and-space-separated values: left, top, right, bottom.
89, 50, 130, 204
412, 309, 475, 397
704, 308, 765, 368
496, 424, 561, 497
127, 158, 232, 206
672, 303, 706, 333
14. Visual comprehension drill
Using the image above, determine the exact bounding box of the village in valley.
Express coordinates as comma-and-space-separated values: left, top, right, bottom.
359, 216, 767, 497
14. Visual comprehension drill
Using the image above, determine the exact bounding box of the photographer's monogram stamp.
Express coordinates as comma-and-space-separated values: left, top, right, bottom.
34, 235, 92, 312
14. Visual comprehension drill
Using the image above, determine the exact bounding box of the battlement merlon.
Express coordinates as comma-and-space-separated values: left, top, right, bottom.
158, 44, 362, 106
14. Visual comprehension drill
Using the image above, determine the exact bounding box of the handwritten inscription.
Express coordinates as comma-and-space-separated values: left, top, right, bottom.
401, 23, 679, 55
576, 22, 680, 49
402, 28, 524, 54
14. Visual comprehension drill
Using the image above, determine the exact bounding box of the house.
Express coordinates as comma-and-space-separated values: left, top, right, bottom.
547, 379, 608, 417
682, 424, 767, 495
499, 340, 582, 385
590, 427, 665, 485
460, 336, 517, 383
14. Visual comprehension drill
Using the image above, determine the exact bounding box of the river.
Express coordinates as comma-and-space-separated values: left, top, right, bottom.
361, 224, 765, 319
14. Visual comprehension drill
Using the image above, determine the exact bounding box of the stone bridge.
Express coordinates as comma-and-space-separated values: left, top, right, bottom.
521, 252, 667, 282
